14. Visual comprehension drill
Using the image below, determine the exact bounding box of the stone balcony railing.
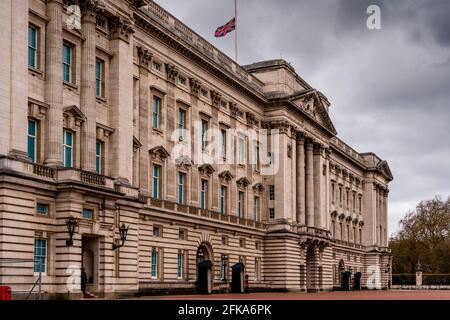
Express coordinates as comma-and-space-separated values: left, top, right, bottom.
330, 136, 363, 165
334, 239, 366, 250
297, 225, 333, 240
146, 197, 266, 231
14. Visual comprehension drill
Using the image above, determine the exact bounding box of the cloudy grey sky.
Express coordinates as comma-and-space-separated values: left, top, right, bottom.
155, 0, 450, 235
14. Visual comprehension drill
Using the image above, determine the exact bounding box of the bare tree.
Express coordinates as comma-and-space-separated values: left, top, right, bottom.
390, 196, 450, 273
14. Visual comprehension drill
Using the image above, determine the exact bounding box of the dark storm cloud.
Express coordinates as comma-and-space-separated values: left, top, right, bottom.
154, 0, 450, 234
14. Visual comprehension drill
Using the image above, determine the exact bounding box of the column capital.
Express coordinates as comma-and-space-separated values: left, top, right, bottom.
305, 138, 315, 150
165, 63, 179, 83
108, 15, 135, 42
80, 0, 105, 23
189, 77, 201, 95
295, 131, 305, 144
136, 45, 153, 70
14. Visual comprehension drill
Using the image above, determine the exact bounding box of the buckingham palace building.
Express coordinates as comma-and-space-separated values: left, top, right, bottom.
0, 0, 393, 299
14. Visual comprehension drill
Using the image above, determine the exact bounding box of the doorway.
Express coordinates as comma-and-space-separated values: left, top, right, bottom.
81, 236, 99, 292
196, 244, 213, 294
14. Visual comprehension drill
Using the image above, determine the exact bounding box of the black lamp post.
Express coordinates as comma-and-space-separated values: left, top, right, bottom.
222, 254, 229, 281
385, 263, 391, 273
113, 223, 129, 250
197, 249, 204, 264
66, 217, 78, 247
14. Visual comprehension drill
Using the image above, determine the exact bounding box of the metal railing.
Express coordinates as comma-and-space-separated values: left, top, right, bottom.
0, 257, 43, 300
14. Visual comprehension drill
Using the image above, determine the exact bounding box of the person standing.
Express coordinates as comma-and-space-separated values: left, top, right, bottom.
81, 267, 88, 297
244, 274, 249, 293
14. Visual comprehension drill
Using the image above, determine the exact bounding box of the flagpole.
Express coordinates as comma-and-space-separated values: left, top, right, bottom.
235, 0, 238, 63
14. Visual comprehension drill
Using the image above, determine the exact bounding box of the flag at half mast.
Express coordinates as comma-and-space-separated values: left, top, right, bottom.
214, 17, 236, 37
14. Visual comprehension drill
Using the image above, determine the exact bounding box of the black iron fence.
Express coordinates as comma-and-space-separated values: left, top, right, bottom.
392, 273, 450, 287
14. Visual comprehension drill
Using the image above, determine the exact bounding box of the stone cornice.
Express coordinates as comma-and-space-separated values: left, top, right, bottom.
133, 10, 267, 105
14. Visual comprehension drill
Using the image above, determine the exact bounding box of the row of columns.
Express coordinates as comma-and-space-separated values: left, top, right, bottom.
375, 185, 389, 247
295, 133, 330, 229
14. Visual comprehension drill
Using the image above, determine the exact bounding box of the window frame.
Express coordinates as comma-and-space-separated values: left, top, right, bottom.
34, 238, 47, 275
28, 119, 38, 163
95, 140, 102, 174
95, 58, 105, 98
62, 129, 73, 168
200, 179, 208, 209
152, 95, 161, 129
62, 42, 74, 84
220, 185, 227, 214
237, 191, 245, 218
151, 248, 158, 278
178, 172, 186, 205
28, 25, 39, 69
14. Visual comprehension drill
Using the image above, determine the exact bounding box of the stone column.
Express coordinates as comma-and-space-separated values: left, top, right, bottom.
313, 143, 323, 229
136, 46, 152, 193
383, 189, 389, 246
305, 139, 314, 226
108, 16, 134, 183
296, 133, 305, 225
6, 0, 29, 160
44, 0, 64, 166
80, 1, 103, 172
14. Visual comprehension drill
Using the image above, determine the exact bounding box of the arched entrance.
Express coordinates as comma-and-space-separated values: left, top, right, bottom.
196, 243, 213, 294
306, 245, 318, 292
231, 263, 245, 293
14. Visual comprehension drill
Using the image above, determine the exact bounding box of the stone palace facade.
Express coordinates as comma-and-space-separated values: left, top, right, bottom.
0, 0, 393, 299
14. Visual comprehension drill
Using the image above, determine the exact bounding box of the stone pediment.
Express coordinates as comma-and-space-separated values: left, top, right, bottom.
236, 177, 251, 188
64, 105, 86, 122
252, 182, 265, 195
198, 164, 215, 176
218, 170, 233, 183
290, 90, 337, 135
175, 155, 193, 168
149, 146, 170, 160
376, 160, 393, 181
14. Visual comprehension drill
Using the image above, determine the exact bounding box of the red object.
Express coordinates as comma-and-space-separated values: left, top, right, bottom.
214, 17, 236, 37
0, 286, 12, 300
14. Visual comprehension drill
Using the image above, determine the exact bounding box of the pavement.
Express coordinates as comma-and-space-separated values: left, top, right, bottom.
132, 290, 450, 300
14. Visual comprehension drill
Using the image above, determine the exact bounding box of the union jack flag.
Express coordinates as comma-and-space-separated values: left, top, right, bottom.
214, 17, 236, 37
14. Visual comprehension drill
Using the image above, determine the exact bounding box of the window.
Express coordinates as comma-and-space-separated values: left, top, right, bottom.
200, 88, 208, 98
178, 76, 186, 86
152, 61, 161, 71
253, 196, 260, 221
340, 222, 343, 240
237, 191, 245, 218
269, 185, 275, 201
152, 96, 161, 129
253, 142, 260, 171
82, 209, 93, 219
178, 109, 186, 140
331, 183, 335, 203
352, 193, 356, 210
254, 257, 260, 281
221, 236, 228, 245
332, 220, 336, 237
177, 253, 183, 279
339, 186, 343, 204
220, 186, 227, 214
353, 226, 357, 243
36, 203, 49, 215
62, 130, 73, 168
201, 120, 208, 149
269, 208, 275, 220
151, 249, 158, 278
346, 190, 349, 208
220, 254, 227, 280
255, 241, 261, 250
359, 196, 362, 212
95, 58, 105, 97
28, 25, 38, 69
153, 226, 161, 237
220, 129, 227, 158
152, 165, 161, 199
200, 179, 208, 209
178, 173, 185, 204
95, 141, 102, 174
178, 229, 187, 240
28, 120, 37, 163
62, 43, 73, 83
238, 135, 246, 165
359, 228, 362, 244
34, 239, 47, 273
239, 238, 246, 248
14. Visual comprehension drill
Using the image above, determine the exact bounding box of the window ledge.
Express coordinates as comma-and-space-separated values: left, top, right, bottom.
28, 67, 43, 77
63, 81, 79, 92
96, 96, 107, 104
153, 128, 164, 135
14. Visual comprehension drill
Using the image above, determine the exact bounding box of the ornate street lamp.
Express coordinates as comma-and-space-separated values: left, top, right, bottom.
113, 223, 129, 250
66, 217, 78, 247
197, 249, 205, 264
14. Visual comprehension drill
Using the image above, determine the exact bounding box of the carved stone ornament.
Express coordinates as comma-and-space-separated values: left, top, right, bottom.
149, 146, 170, 161
165, 63, 179, 83
198, 164, 215, 177
189, 78, 201, 95
236, 177, 251, 189
210, 91, 222, 108
300, 96, 316, 118
136, 45, 153, 70
108, 16, 135, 42
218, 170, 233, 183
246, 112, 258, 127
229, 102, 243, 118
80, 0, 105, 22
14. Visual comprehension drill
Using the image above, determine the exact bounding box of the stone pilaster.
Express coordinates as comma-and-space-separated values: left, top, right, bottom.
305, 139, 314, 226
80, 0, 104, 172
313, 143, 323, 229
136, 45, 152, 192
44, 0, 64, 166
296, 133, 305, 225
108, 15, 134, 183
